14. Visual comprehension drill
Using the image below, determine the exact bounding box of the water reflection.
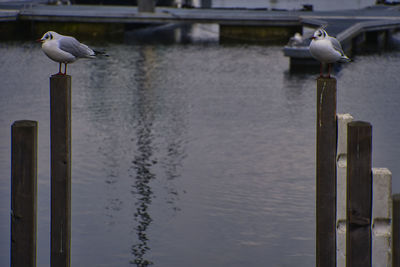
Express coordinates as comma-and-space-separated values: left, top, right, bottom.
130, 47, 157, 266
130, 124, 155, 266
79, 43, 188, 265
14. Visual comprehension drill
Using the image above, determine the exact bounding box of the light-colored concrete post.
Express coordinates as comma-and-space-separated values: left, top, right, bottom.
336, 113, 353, 267
372, 168, 392, 267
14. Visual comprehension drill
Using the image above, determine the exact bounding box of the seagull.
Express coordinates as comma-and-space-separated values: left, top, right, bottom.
309, 28, 350, 78
38, 31, 107, 75
288, 32, 303, 46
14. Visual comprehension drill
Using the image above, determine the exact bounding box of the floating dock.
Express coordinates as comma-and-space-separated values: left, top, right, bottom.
284, 5, 400, 67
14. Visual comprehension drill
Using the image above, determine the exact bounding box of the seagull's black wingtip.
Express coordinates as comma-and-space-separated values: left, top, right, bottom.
94, 50, 109, 57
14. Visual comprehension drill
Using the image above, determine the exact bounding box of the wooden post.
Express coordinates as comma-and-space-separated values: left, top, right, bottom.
11, 120, 38, 267
50, 74, 71, 267
138, 0, 155, 12
346, 121, 372, 267
394, 194, 400, 267
201, 0, 212, 8
316, 77, 337, 267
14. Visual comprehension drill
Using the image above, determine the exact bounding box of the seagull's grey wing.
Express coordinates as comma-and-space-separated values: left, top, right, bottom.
328, 36, 345, 56
58, 36, 95, 58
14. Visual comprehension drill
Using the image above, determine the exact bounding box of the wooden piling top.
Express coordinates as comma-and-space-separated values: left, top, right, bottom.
12, 120, 38, 127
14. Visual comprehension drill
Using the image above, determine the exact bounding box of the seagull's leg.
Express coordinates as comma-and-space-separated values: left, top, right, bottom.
64, 63, 67, 75
58, 63, 62, 74
319, 63, 323, 77
328, 63, 332, 78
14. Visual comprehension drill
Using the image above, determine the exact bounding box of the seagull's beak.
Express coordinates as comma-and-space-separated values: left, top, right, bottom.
36, 38, 44, 43
310, 36, 316, 40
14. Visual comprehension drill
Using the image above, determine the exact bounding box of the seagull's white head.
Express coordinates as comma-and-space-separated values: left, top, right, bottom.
38, 31, 60, 43
311, 29, 328, 41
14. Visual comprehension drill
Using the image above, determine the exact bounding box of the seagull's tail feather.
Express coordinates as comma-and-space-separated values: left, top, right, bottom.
94, 50, 109, 57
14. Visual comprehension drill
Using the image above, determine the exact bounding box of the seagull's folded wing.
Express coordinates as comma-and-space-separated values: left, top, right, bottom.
59, 36, 95, 58
328, 36, 346, 56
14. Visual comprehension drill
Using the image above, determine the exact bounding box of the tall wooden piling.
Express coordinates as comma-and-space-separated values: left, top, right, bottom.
201, 0, 212, 8
50, 74, 71, 267
316, 77, 337, 267
138, 0, 155, 12
394, 194, 400, 267
11, 120, 38, 267
346, 121, 372, 267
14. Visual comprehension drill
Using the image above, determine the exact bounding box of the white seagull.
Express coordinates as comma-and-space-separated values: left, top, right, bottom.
288, 32, 303, 46
309, 28, 350, 78
38, 31, 106, 75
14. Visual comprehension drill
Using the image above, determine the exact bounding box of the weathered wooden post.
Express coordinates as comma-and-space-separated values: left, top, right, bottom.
138, 0, 155, 12
50, 74, 71, 267
201, 0, 212, 8
11, 120, 38, 267
316, 77, 337, 267
394, 194, 400, 267
346, 121, 372, 267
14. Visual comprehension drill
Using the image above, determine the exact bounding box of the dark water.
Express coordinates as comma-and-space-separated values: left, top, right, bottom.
2, 39, 400, 267
1, 2, 400, 266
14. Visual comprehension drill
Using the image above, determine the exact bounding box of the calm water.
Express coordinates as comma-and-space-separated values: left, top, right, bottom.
1, 2, 400, 267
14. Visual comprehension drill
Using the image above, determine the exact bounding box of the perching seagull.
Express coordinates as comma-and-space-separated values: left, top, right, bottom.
288, 32, 303, 46
38, 31, 107, 75
309, 28, 350, 78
